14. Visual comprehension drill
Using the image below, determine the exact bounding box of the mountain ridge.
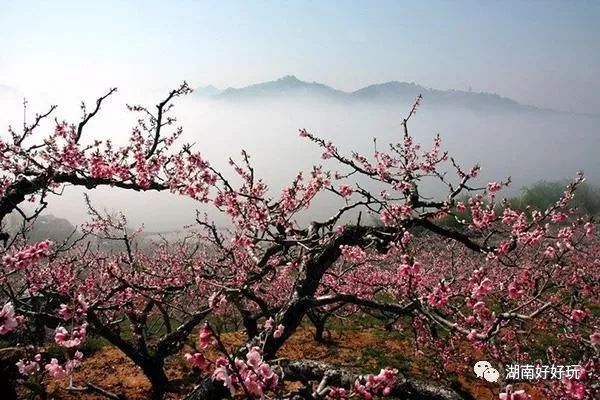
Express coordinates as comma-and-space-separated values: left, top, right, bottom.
195, 75, 596, 117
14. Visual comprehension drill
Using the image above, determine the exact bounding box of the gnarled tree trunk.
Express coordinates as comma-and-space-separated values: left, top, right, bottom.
184, 359, 475, 400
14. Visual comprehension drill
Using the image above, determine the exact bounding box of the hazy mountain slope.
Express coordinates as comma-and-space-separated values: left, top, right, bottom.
195, 85, 222, 97
197, 76, 583, 115
215, 75, 346, 101
352, 81, 534, 112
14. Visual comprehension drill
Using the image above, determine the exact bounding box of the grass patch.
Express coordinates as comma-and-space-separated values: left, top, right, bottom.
325, 314, 381, 332
79, 335, 108, 354
360, 346, 412, 373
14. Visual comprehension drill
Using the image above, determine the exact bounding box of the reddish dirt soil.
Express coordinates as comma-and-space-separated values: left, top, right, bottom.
39, 326, 548, 399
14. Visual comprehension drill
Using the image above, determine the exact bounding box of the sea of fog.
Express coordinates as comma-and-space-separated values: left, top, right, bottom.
1, 90, 598, 231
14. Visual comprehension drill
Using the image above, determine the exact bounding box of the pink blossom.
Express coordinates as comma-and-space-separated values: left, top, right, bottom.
563, 379, 585, 399
467, 329, 478, 341
246, 346, 262, 368
501, 329, 516, 342
184, 352, 209, 370
58, 304, 75, 321
346, 367, 398, 399
472, 301, 492, 322
0, 302, 22, 335
508, 281, 524, 299
211, 346, 280, 397
401, 230, 412, 244
258, 362, 275, 380
487, 182, 502, 193
326, 388, 348, 400
496, 240, 511, 255
45, 358, 67, 379
380, 204, 413, 225
321, 141, 336, 159
66, 351, 84, 370
499, 385, 528, 400
198, 325, 213, 349
584, 222, 596, 237
544, 246, 556, 258
338, 184, 353, 198
208, 292, 226, 309
54, 324, 87, 348
570, 309, 586, 322
212, 357, 235, 396
428, 285, 449, 308
76, 295, 88, 313
472, 278, 493, 300
550, 212, 568, 223
16, 355, 41, 375
273, 324, 285, 339
340, 245, 367, 263
264, 317, 275, 331
2, 240, 52, 270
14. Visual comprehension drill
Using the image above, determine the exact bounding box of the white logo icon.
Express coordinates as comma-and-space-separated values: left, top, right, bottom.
483, 367, 500, 383
474, 360, 500, 383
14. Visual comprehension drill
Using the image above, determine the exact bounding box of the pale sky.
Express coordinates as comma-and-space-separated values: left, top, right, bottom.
1, 0, 599, 114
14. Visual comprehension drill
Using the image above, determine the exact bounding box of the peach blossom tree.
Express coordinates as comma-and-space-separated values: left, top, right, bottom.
1, 89, 598, 400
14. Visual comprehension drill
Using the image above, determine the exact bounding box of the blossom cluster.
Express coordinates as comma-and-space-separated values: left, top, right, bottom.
0, 302, 25, 334
213, 347, 280, 398
2, 240, 52, 271
185, 325, 282, 398
326, 367, 399, 399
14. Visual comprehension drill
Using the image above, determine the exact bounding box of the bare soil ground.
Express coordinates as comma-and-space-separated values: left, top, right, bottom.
41, 325, 546, 400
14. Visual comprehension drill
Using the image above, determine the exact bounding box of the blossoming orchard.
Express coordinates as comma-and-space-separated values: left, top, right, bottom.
0, 85, 598, 400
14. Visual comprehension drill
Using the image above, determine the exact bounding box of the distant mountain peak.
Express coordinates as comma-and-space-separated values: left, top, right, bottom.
212, 75, 344, 100
278, 75, 300, 82
195, 85, 222, 97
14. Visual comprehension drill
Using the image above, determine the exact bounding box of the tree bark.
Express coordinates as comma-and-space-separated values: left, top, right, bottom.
307, 310, 327, 343
184, 378, 229, 400
279, 359, 476, 400
184, 359, 475, 400
87, 309, 209, 399
0, 347, 24, 400
139, 358, 171, 400
314, 321, 326, 343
